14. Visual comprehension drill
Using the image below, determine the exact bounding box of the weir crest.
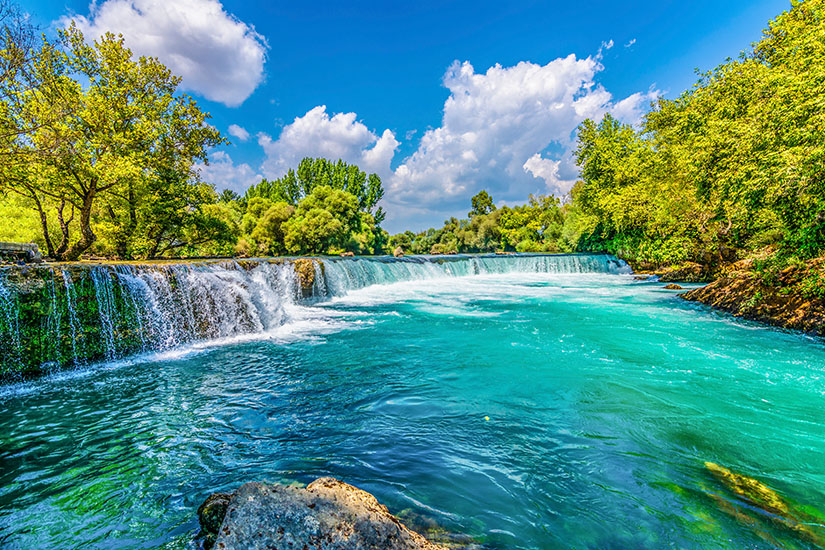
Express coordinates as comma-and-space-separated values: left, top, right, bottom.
0, 254, 629, 377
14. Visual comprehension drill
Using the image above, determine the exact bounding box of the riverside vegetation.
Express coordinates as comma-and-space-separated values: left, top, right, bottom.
1, 0, 825, 327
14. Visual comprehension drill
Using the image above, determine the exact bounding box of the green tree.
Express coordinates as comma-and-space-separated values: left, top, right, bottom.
250, 202, 294, 255
247, 157, 385, 221
469, 190, 496, 217
282, 185, 360, 254
0, 24, 223, 260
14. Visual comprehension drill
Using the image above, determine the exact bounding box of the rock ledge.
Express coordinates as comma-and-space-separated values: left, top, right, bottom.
198, 477, 450, 550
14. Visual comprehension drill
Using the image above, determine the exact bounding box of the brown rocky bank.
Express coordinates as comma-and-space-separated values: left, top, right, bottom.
679, 259, 825, 335
197, 477, 474, 550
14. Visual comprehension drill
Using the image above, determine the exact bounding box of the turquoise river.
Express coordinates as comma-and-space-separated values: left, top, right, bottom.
0, 254, 824, 549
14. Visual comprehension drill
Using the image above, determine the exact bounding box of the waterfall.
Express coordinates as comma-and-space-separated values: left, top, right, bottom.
0, 254, 628, 377
0, 274, 21, 368
62, 270, 83, 366
319, 253, 629, 295
91, 267, 118, 361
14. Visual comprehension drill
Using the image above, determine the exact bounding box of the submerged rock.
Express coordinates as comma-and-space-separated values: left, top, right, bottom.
704, 462, 825, 547
663, 283, 684, 290
198, 492, 233, 549
200, 477, 450, 550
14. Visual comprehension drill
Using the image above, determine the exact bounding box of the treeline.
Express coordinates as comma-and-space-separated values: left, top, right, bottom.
386, 2, 825, 264
571, 0, 825, 269
389, 190, 579, 255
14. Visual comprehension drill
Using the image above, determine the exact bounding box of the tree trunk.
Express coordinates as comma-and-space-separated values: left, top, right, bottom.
31, 192, 55, 258
63, 189, 96, 261
147, 227, 164, 259
55, 199, 73, 256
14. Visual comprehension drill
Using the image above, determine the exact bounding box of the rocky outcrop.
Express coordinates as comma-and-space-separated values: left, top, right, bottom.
198, 478, 453, 550
663, 283, 683, 290
0, 242, 41, 263
197, 492, 233, 549
681, 261, 825, 334
657, 262, 718, 283
293, 258, 319, 298
393, 246, 404, 258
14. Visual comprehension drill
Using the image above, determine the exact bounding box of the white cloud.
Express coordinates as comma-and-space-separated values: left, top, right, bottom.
386, 56, 659, 223
64, 0, 268, 107
258, 105, 399, 179
522, 154, 564, 191
625, 38, 637, 48
196, 151, 262, 194
599, 39, 614, 56
611, 89, 658, 126
228, 124, 250, 142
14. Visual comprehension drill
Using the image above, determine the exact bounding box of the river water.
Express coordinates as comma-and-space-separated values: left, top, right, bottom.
1, 257, 824, 549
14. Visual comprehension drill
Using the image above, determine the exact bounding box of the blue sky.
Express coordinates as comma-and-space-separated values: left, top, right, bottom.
25, 0, 790, 232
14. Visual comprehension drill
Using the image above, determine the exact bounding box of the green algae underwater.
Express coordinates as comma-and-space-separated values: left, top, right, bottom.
0, 255, 824, 549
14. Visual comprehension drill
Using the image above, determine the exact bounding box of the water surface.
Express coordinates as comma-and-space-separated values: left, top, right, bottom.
1, 267, 824, 549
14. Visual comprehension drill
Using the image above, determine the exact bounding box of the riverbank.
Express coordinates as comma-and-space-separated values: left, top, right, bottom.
627, 252, 825, 335
679, 258, 825, 335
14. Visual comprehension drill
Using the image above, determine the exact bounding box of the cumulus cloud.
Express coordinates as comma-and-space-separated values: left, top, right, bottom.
228, 124, 250, 142
258, 105, 399, 179
387, 56, 658, 223
64, 0, 268, 107
196, 151, 262, 194
522, 154, 564, 190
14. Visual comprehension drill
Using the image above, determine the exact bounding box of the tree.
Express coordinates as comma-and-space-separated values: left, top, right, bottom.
282, 186, 360, 254
0, 24, 223, 260
250, 202, 294, 255
469, 190, 495, 217
246, 157, 386, 222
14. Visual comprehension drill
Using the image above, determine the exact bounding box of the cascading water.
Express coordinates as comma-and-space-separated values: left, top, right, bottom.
62, 270, 83, 366
0, 275, 21, 362
0, 260, 305, 377
91, 267, 118, 361
319, 253, 629, 295
0, 254, 628, 377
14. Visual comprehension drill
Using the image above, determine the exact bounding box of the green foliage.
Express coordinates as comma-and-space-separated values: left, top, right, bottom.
469, 190, 495, 217
283, 207, 342, 255
0, 192, 46, 245
282, 186, 360, 254
245, 157, 385, 221
237, 158, 389, 256
573, 0, 825, 267
800, 269, 825, 299
0, 22, 226, 260
391, 191, 574, 255
249, 202, 295, 255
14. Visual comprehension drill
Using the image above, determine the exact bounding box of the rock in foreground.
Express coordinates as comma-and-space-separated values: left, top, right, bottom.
200, 477, 449, 550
